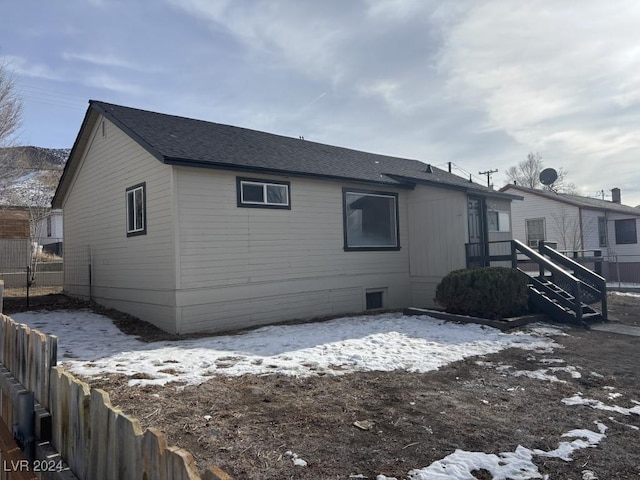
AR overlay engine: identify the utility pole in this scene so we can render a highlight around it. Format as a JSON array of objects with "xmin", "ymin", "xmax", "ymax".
[{"xmin": 478, "ymin": 169, "xmax": 498, "ymax": 188}]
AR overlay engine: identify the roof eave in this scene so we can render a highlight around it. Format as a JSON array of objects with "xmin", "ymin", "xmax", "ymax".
[
  {"xmin": 51, "ymin": 106, "xmax": 98, "ymax": 209},
  {"xmin": 52, "ymin": 101, "xmax": 168, "ymax": 209},
  {"xmin": 501, "ymin": 185, "xmax": 640, "ymax": 215},
  {"xmin": 164, "ymin": 157, "xmax": 416, "ymax": 189},
  {"xmin": 387, "ymin": 174, "xmax": 521, "ymax": 200}
]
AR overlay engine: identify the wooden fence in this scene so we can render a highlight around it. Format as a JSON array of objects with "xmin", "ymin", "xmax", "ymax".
[{"xmin": 0, "ymin": 314, "xmax": 232, "ymax": 480}]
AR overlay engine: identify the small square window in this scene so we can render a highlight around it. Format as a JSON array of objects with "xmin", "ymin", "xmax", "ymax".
[
  {"xmin": 615, "ymin": 218, "xmax": 637, "ymax": 245},
  {"xmin": 488, "ymin": 211, "xmax": 510, "ymax": 232},
  {"xmin": 237, "ymin": 177, "xmax": 290, "ymax": 209}
]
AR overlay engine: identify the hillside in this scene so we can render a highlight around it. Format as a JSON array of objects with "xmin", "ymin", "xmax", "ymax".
[{"xmin": 0, "ymin": 146, "xmax": 70, "ymax": 206}]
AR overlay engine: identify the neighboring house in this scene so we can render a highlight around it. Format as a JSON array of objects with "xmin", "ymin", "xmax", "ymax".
[
  {"xmin": 35, "ymin": 209, "xmax": 63, "ymax": 255},
  {"xmin": 500, "ymin": 184, "xmax": 640, "ymax": 282},
  {"xmin": 0, "ymin": 207, "xmax": 30, "ymax": 275},
  {"xmin": 52, "ymin": 100, "xmax": 520, "ymax": 334},
  {"xmin": 0, "ymin": 207, "xmax": 30, "ymax": 240}
]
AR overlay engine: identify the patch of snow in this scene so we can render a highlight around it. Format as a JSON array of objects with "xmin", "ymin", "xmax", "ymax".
[
  {"xmin": 397, "ymin": 422, "xmax": 606, "ymax": 480},
  {"xmin": 562, "ymin": 394, "xmax": 640, "ymax": 416},
  {"xmin": 607, "ymin": 416, "xmax": 640, "ymax": 430},
  {"xmin": 610, "ymin": 291, "xmax": 640, "ymax": 298},
  {"xmin": 496, "ymin": 365, "xmax": 580, "ymax": 383},
  {"xmin": 539, "ymin": 358, "xmax": 565, "ymax": 364},
  {"xmin": 284, "ymin": 450, "xmax": 307, "ymax": 467},
  {"xmin": 525, "ymin": 324, "xmax": 569, "ymax": 337},
  {"xmin": 12, "ymin": 310, "xmax": 558, "ymax": 387}
]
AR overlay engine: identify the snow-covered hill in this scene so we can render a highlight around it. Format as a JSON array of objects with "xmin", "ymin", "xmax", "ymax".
[{"xmin": 0, "ymin": 146, "xmax": 69, "ymax": 206}]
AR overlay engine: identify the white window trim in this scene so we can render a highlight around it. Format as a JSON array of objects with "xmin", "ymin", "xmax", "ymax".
[
  {"xmin": 488, "ymin": 210, "xmax": 511, "ymax": 233},
  {"xmin": 239, "ymin": 180, "xmax": 290, "ymax": 207},
  {"xmin": 126, "ymin": 183, "xmax": 146, "ymax": 236},
  {"xmin": 525, "ymin": 218, "xmax": 545, "ymax": 248}
]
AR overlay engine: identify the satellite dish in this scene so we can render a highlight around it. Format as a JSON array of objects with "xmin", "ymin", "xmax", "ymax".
[{"xmin": 539, "ymin": 168, "xmax": 558, "ymax": 186}]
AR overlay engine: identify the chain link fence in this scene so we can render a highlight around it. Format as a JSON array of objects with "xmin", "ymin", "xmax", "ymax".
[{"xmin": 0, "ymin": 238, "xmax": 64, "ymax": 307}]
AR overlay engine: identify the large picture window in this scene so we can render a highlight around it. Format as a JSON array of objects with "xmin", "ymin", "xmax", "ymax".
[
  {"xmin": 126, "ymin": 183, "xmax": 146, "ymax": 236},
  {"xmin": 343, "ymin": 189, "xmax": 399, "ymax": 250},
  {"xmin": 615, "ymin": 218, "xmax": 637, "ymax": 245},
  {"xmin": 237, "ymin": 177, "xmax": 290, "ymax": 209}
]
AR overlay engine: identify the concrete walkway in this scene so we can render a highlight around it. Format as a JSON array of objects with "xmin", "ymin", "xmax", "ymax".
[{"xmin": 591, "ymin": 323, "xmax": 640, "ymax": 337}]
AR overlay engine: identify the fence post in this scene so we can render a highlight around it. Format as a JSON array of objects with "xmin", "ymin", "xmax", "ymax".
[
  {"xmin": 593, "ymin": 250, "xmax": 602, "ymax": 276},
  {"xmin": 26, "ymin": 265, "xmax": 30, "ymax": 308}
]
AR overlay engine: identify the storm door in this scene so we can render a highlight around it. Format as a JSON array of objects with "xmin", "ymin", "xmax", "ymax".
[{"xmin": 467, "ymin": 196, "xmax": 488, "ymax": 267}]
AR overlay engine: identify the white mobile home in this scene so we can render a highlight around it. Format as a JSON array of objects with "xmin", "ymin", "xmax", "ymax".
[{"xmin": 52, "ymin": 101, "xmax": 520, "ymax": 333}]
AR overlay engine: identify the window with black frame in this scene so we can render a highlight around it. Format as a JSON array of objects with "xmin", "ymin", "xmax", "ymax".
[
  {"xmin": 343, "ymin": 189, "xmax": 399, "ymax": 250},
  {"xmin": 615, "ymin": 218, "xmax": 637, "ymax": 244},
  {"xmin": 236, "ymin": 177, "xmax": 290, "ymax": 209}
]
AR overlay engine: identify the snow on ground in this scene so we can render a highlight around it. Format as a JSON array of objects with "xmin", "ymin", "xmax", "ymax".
[
  {"xmin": 610, "ymin": 290, "xmax": 640, "ymax": 298},
  {"xmin": 562, "ymin": 393, "xmax": 640, "ymax": 416},
  {"xmin": 377, "ymin": 422, "xmax": 607, "ymax": 480},
  {"xmin": 12, "ymin": 309, "xmax": 637, "ymax": 480},
  {"xmin": 12, "ymin": 310, "xmax": 556, "ymax": 386}
]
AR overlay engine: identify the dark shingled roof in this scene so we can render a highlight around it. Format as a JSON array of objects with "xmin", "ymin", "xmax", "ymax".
[
  {"xmin": 53, "ymin": 100, "xmax": 520, "ymax": 207},
  {"xmin": 500, "ymin": 184, "xmax": 640, "ymax": 216}
]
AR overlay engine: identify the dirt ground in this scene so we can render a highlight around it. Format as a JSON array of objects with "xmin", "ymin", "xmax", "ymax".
[{"xmin": 41, "ymin": 292, "xmax": 632, "ymax": 480}]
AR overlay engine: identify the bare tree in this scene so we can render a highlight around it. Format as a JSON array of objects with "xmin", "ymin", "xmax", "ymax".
[
  {"xmin": 505, "ymin": 152, "xmax": 576, "ymax": 193},
  {"xmin": 550, "ymin": 205, "xmax": 582, "ymax": 251},
  {"xmin": 0, "ymin": 60, "xmax": 22, "ymax": 147}
]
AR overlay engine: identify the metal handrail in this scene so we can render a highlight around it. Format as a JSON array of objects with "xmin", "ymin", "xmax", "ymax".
[
  {"xmin": 539, "ymin": 241, "xmax": 606, "ymax": 287},
  {"xmin": 538, "ymin": 240, "xmax": 607, "ymax": 321},
  {"xmin": 511, "ymin": 239, "xmax": 584, "ymax": 323}
]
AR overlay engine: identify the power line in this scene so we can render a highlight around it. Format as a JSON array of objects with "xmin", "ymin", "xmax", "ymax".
[
  {"xmin": 478, "ymin": 169, "xmax": 498, "ymax": 188},
  {"xmin": 450, "ymin": 163, "xmax": 485, "ymax": 185}
]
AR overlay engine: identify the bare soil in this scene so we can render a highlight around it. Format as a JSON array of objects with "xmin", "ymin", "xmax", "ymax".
[{"xmin": 70, "ymin": 292, "xmax": 640, "ymax": 480}]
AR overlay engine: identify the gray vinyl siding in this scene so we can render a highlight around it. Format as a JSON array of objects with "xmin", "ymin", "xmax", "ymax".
[
  {"xmin": 407, "ymin": 185, "xmax": 467, "ymax": 307},
  {"xmin": 61, "ymin": 117, "xmax": 178, "ymax": 332},
  {"xmin": 174, "ymin": 167, "xmax": 411, "ymax": 333},
  {"xmin": 581, "ymin": 209, "xmax": 604, "ymax": 251}
]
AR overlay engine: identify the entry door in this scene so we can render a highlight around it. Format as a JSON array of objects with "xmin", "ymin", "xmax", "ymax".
[{"xmin": 467, "ymin": 196, "xmax": 487, "ymax": 267}]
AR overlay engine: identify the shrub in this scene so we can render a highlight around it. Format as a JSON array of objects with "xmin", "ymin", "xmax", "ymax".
[{"xmin": 435, "ymin": 267, "xmax": 529, "ymax": 319}]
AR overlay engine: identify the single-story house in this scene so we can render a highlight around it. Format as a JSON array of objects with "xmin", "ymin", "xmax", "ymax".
[
  {"xmin": 52, "ymin": 100, "xmax": 521, "ymax": 334},
  {"xmin": 500, "ymin": 184, "xmax": 640, "ymax": 282},
  {"xmin": 0, "ymin": 207, "xmax": 30, "ymax": 279}
]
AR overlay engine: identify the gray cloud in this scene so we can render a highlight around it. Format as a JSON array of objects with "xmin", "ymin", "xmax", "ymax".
[{"xmin": 2, "ymin": 0, "xmax": 640, "ymax": 204}]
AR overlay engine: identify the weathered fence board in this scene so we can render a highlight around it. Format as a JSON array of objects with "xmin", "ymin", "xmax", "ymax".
[
  {"xmin": 49, "ymin": 367, "xmax": 208, "ymax": 479},
  {"xmin": 0, "ymin": 314, "xmax": 232, "ymax": 480},
  {"xmin": 0, "ymin": 315, "xmax": 56, "ymax": 410}
]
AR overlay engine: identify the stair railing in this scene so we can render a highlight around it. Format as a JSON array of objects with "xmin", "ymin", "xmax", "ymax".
[
  {"xmin": 511, "ymin": 239, "xmax": 586, "ymax": 323},
  {"xmin": 538, "ymin": 241, "xmax": 607, "ymax": 321}
]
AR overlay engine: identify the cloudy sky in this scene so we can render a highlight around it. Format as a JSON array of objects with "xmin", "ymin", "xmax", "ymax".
[{"xmin": 2, "ymin": 0, "xmax": 640, "ymax": 206}]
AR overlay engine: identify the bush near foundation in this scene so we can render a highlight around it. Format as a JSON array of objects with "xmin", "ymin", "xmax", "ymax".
[{"xmin": 435, "ymin": 267, "xmax": 529, "ymax": 319}]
